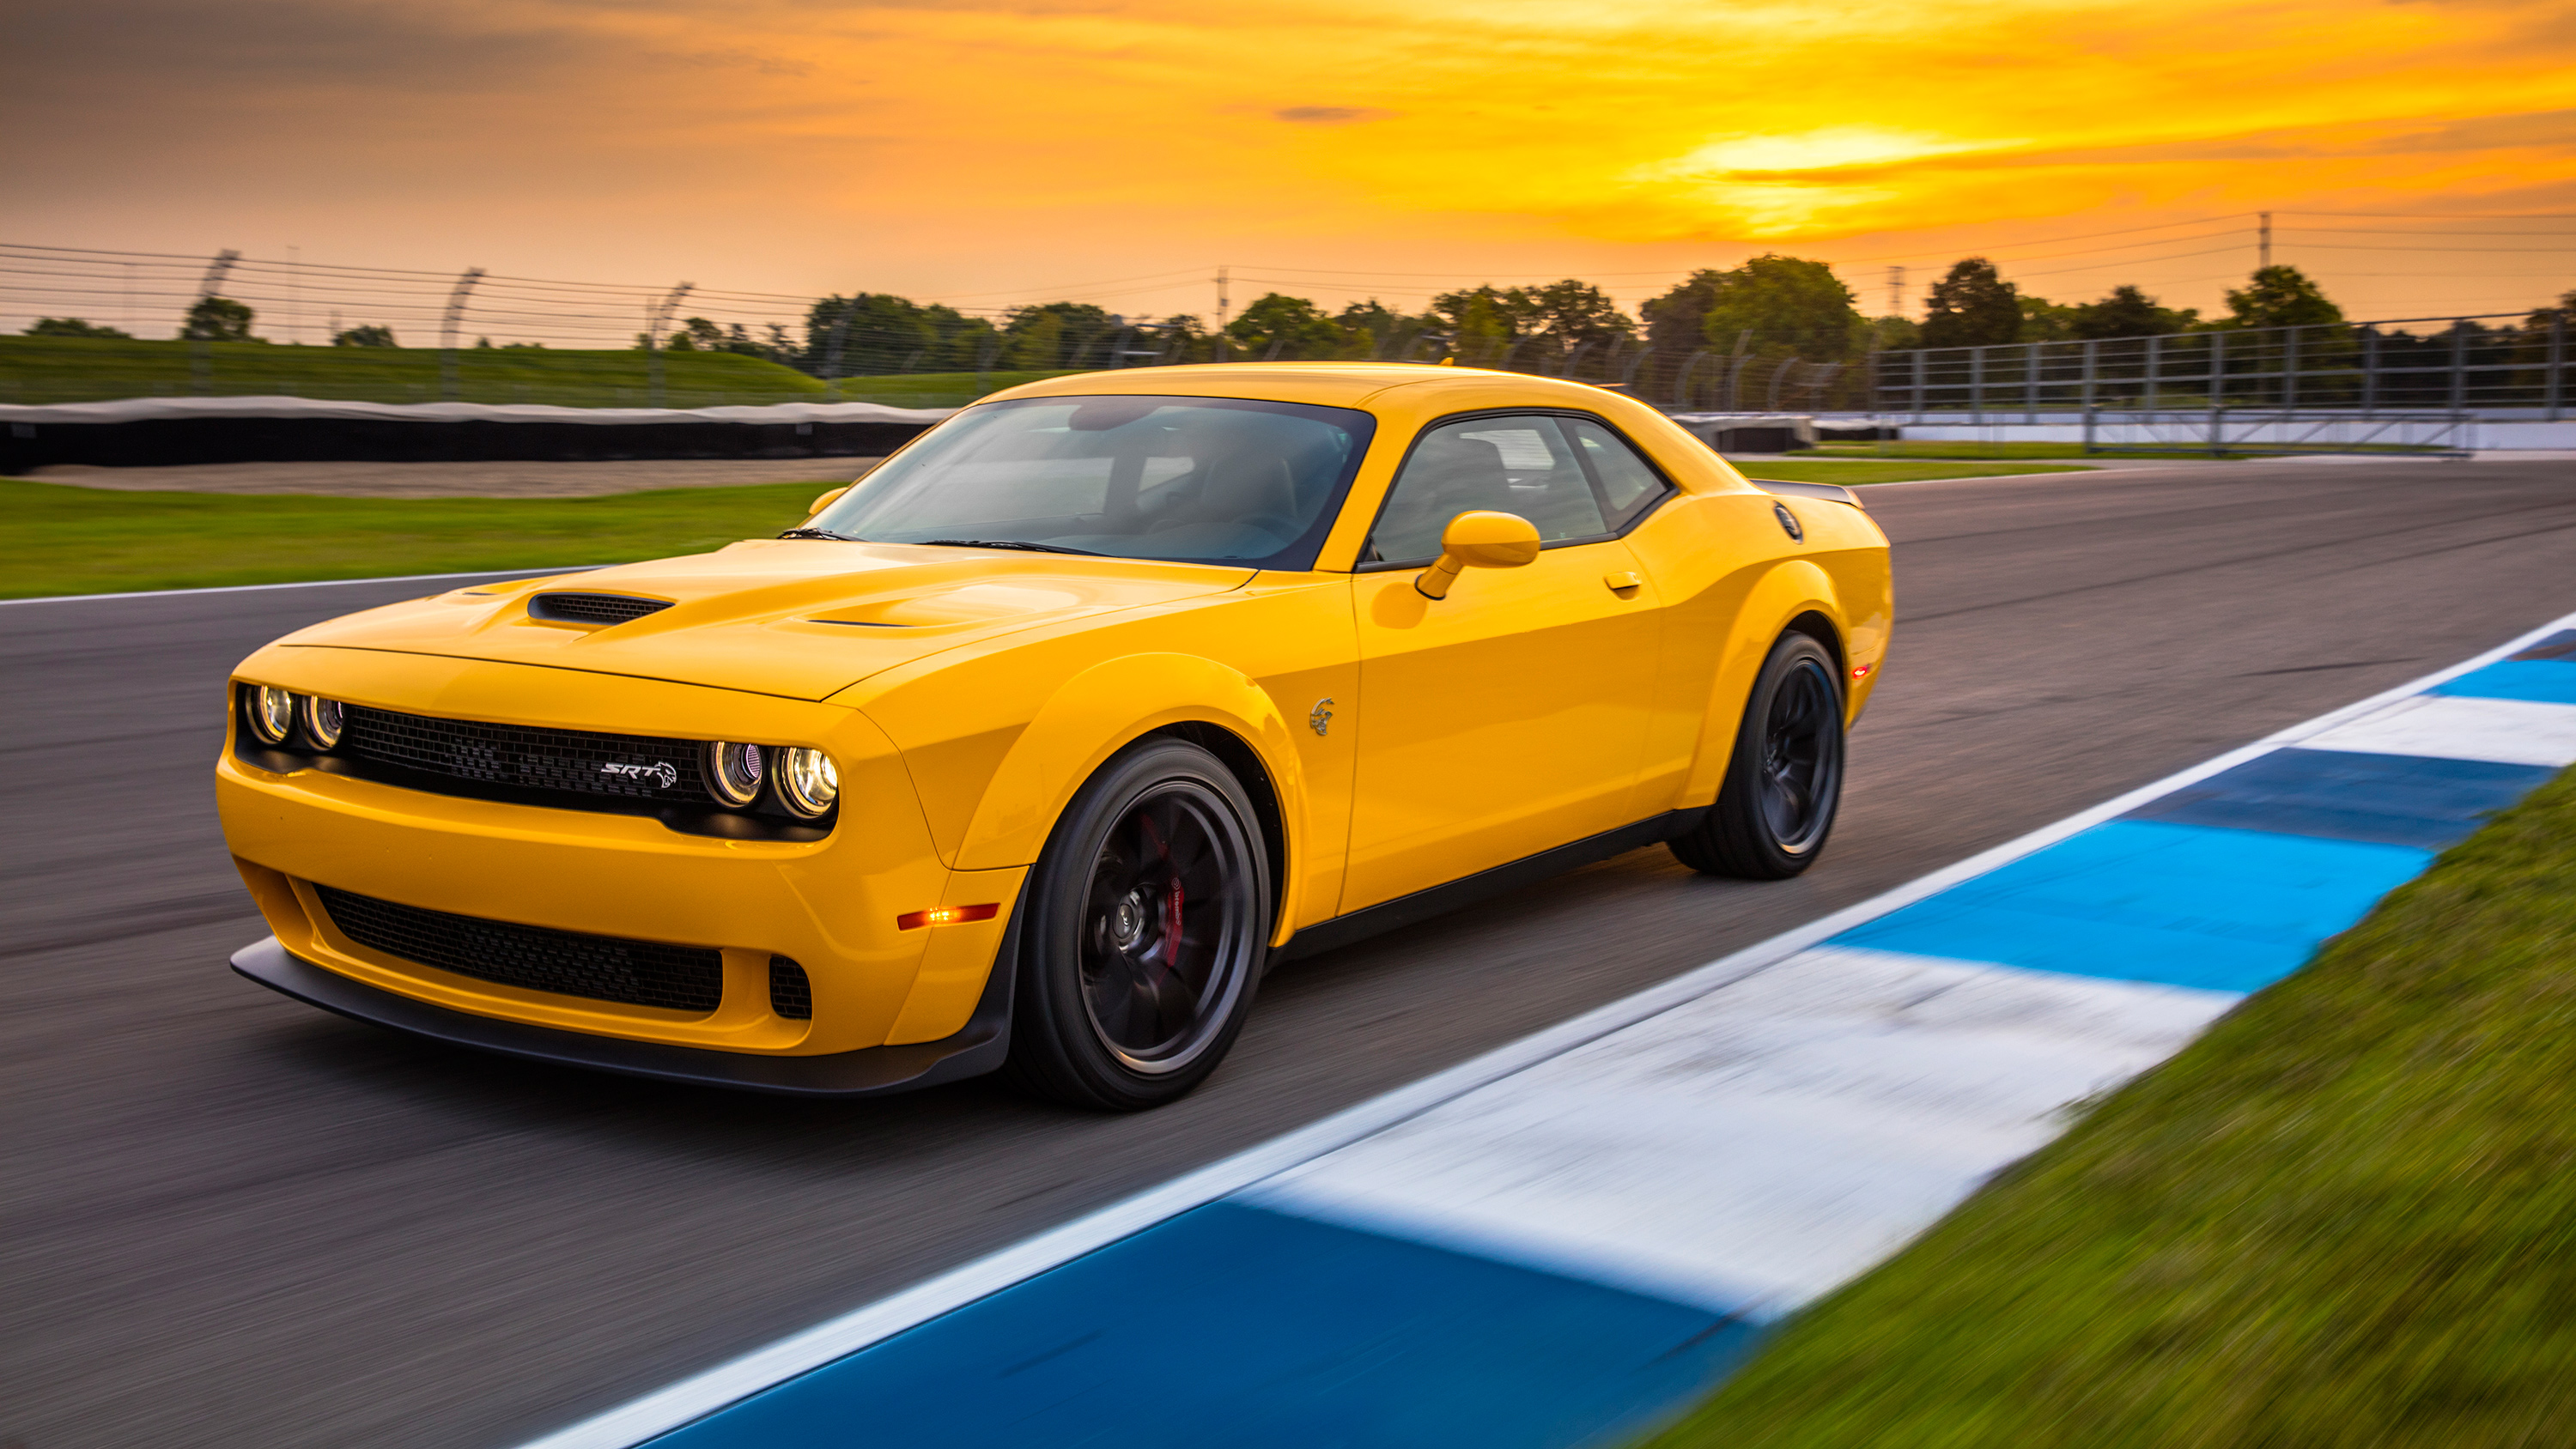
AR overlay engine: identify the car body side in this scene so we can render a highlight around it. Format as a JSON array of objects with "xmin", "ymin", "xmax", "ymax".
[{"xmin": 216, "ymin": 364, "xmax": 1890, "ymax": 1071}]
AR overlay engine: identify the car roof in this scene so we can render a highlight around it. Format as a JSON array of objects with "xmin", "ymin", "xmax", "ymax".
[{"xmin": 984, "ymin": 362, "xmax": 1634, "ymax": 413}]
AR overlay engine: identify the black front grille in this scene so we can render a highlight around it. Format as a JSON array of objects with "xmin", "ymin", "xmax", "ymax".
[
  {"xmin": 528, "ymin": 592, "xmax": 674, "ymax": 626},
  {"xmin": 341, "ymin": 705, "xmax": 714, "ymax": 804},
  {"xmin": 315, "ymin": 885, "xmax": 725, "ymax": 1012},
  {"xmin": 769, "ymin": 956, "xmax": 813, "ymax": 1020}
]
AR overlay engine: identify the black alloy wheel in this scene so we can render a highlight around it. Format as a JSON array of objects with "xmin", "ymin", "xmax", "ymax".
[
  {"xmin": 1671, "ymin": 631, "xmax": 1847, "ymax": 879},
  {"xmin": 1004, "ymin": 737, "xmax": 1269, "ymax": 1110}
]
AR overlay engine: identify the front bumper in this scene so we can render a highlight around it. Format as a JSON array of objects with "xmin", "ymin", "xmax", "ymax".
[
  {"xmin": 220, "ymin": 646, "xmax": 1022, "ymax": 1059},
  {"xmin": 233, "ymin": 935, "xmax": 1012, "ymax": 1096}
]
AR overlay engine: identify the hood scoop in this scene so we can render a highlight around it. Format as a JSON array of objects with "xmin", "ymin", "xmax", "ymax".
[{"xmin": 528, "ymin": 592, "xmax": 676, "ymax": 627}]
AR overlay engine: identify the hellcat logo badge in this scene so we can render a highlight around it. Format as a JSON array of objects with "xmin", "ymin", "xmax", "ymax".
[
  {"xmin": 601, "ymin": 761, "xmax": 679, "ymax": 788},
  {"xmin": 1309, "ymin": 698, "xmax": 1334, "ymax": 737}
]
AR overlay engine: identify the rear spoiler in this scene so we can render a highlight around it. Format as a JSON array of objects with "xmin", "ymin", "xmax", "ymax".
[{"xmin": 1748, "ymin": 477, "xmax": 1864, "ymax": 508}]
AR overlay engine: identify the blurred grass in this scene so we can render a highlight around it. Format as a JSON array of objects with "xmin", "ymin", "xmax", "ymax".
[
  {"xmin": 1810, "ymin": 440, "xmax": 2451, "ymax": 460},
  {"xmin": 0, "ymin": 477, "xmax": 835, "ymax": 597},
  {"xmin": 1732, "ymin": 460, "xmax": 2095, "ymax": 485},
  {"xmin": 0, "ymin": 336, "xmax": 1070, "ymax": 408},
  {"xmin": 1646, "ymin": 763, "xmax": 2576, "ymax": 1449},
  {"xmin": 1811, "ymin": 441, "xmax": 2119, "ymax": 460},
  {"xmin": 1, "ymin": 457, "xmax": 2103, "ymax": 597}
]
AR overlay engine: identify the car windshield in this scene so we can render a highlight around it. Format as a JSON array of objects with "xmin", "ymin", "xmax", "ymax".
[{"xmin": 811, "ymin": 395, "xmax": 1375, "ymax": 570}]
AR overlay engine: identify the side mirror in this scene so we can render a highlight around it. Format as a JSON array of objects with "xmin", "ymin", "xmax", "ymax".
[
  {"xmin": 806, "ymin": 485, "xmax": 852, "ymax": 518},
  {"xmin": 1415, "ymin": 511, "xmax": 1542, "ymax": 600}
]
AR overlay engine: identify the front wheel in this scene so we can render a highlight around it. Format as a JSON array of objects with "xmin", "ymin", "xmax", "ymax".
[
  {"xmin": 1670, "ymin": 632, "xmax": 1846, "ymax": 879},
  {"xmin": 1002, "ymin": 737, "xmax": 1271, "ymax": 1111}
]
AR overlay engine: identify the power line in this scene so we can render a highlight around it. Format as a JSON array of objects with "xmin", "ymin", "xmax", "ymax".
[
  {"xmin": 1821, "ymin": 214, "xmax": 2257, "ymax": 265},
  {"xmin": 2281, "ymin": 209, "xmax": 2576, "ymax": 220}
]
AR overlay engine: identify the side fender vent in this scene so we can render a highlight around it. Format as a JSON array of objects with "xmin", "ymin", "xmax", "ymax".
[{"xmin": 529, "ymin": 592, "xmax": 676, "ymax": 627}]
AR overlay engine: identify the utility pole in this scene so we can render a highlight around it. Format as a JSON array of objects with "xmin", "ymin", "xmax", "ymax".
[
  {"xmin": 823, "ymin": 299, "xmax": 854, "ymax": 393},
  {"xmin": 288, "ymin": 245, "xmax": 301, "ymax": 344},
  {"xmin": 1214, "ymin": 264, "xmax": 1230, "ymax": 350},
  {"xmin": 2258, "ymin": 212, "xmax": 2272, "ymax": 270},
  {"xmin": 1886, "ymin": 264, "xmax": 1905, "ymax": 318}
]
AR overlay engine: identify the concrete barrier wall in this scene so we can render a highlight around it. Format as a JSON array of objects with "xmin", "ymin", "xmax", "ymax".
[{"xmin": 0, "ymin": 397, "xmax": 957, "ymax": 472}]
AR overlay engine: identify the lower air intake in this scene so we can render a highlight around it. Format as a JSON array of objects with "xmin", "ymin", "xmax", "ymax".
[
  {"xmin": 769, "ymin": 956, "xmax": 813, "ymax": 1020},
  {"xmin": 314, "ymin": 885, "xmax": 724, "ymax": 1013},
  {"xmin": 528, "ymin": 592, "xmax": 675, "ymax": 627}
]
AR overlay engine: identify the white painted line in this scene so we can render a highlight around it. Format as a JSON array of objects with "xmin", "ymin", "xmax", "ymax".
[
  {"xmin": 1251, "ymin": 949, "xmax": 2240, "ymax": 1318},
  {"xmin": 0, "ymin": 566, "xmax": 600, "ymax": 608},
  {"xmin": 517, "ymin": 603, "xmax": 2576, "ymax": 1449},
  {"xmin": 2300, "ymin": 694, "xmax": 2576, "ymax": 768}
]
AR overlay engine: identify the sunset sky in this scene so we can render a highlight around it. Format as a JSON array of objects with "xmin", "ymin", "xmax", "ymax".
[{"xmin": 11, "ymin": 0, "xmax": 2573, "ymax": 335}]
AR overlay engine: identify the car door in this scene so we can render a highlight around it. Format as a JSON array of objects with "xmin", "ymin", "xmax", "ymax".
[{"xmin": 1341, "ymin": 411, "xmax": 1662, "ymax": 912}]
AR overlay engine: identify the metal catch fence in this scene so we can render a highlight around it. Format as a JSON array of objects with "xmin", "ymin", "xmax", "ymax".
[{"xmin": 1874, "ymin": 312, "xmax": 2569, "ymax": 421}]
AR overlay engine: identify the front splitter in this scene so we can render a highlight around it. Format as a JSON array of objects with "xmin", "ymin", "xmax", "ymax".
[{"xmin": 229, "ymin": 936, "xmax": 1010, "ymax": 1097}]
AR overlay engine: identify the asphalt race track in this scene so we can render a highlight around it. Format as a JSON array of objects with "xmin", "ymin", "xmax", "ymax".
[{"xmin": 8, "ymin": 458, "xmax": 2574, "ymax": 1449}]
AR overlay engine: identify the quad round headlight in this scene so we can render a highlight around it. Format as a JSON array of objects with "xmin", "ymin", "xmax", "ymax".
[
  {"xmin": 299, "ymin": 694, "xmax": 345, "ymax": 749},
  {"xmin": 247, "ymin": 685, "xmax": 298, "ymax": 746},
  {"xmin": 778, "ymin": 747, "xmax": 839, "ymax": 817},
  {"xmin": 704, "ymin": 741, "xmax": 767, "ymax": 807}
]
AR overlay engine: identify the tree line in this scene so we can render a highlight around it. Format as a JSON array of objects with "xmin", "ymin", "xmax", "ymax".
[
  {"xmin": 710, "ymin": 258, "xmax": 2437, "ymax": 379},
  {"xmin": 24, "ymin": 265, "xmax": 2574, "ymax": 391}
]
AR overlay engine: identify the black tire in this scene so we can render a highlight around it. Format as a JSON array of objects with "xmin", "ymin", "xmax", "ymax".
[
  {"xmin": 1000, "ymin": 737, "xmax": 1271, "ymax": 1111},
  {"xmin": 1670, "ymin": 632, "xmax": 1846, "ymax": 879}
]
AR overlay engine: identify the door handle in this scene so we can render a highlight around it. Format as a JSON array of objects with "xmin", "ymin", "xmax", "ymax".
[{"xmin": 1603, "ymin": 571, "xmax": 1643, "ymax": 597}]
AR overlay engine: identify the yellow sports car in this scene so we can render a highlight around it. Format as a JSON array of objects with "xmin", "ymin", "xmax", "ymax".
[{"xmin": 219, "ymin": 364, "xmax": 1892, "ymax": 1109}]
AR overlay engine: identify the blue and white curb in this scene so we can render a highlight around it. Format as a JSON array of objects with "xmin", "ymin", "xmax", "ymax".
[{"xmin": 527, "ymin": 614, "xmax": 2576, "ymax": 1449}]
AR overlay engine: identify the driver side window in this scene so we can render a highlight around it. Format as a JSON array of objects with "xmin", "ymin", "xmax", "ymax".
[{"xmin": 1365, "ymin": 415, "xmax": 1608, "ymax": 565}]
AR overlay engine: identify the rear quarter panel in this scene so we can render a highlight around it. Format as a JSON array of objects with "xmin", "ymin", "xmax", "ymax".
[{"xmin": 1617, "ymin": 458, "xmax": 1892, "ymax": 817}]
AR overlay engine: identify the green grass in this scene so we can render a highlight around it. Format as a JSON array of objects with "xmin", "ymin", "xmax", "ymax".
[
  {"xmin": 1732, "ymin": 459, "xmax": 2096, "ymax": 485},
  {"xmin": 0, "ymin": 336, "xmax": 1075, "ymax": 409},
  {"xmin": 0, "ymin": 455, "xmax": 2099, "ymax": 597},
  {"xmin": 1646, "ymin": 763, "xmax": 2576, "ymax": 1449},
  {"xmin": 0, "ymin": 476, "xmax": 845, "ymax": 597},
  {"xmin": 1812, "ymin": 441, "xmax": 2169, "ymax": 461},
  {"xmin": 1808, "ymin": 440, "xmax": 2457, "ymax": 461}
]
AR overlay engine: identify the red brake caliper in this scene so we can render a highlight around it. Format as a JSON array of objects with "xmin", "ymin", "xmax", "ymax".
[{"xmin": 1137, "ymin": 814, "xmax": 1183, "ymax": 972}]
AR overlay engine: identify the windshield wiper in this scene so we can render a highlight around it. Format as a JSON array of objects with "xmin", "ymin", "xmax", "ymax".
[
  {"xmin": 918, "ymin": 538, "xmax": 1102, "ymax": 555},
  {"xmin": 776, "ymin": 526, "xmax": 860, "ymax": 541}
]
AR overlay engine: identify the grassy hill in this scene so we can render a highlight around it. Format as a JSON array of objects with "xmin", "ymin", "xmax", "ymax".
[{"xmin": 0, "ymin": 336, "xmax": 1072, "ymax": 409}]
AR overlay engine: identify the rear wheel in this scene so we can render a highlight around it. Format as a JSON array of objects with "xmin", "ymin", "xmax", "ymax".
[
  {"xmin": 1002, "ymin": 738, "xmax": 1270, "ymax": 1111},
  {"xmin": 1671, "ymin": 632, "xmax": 1846, "ymax": 879}
]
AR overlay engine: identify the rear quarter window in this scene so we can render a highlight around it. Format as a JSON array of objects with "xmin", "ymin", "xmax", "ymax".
[{"xmin": 1564, "ymin": 416, "xmax": 1672, "ymax": 528}]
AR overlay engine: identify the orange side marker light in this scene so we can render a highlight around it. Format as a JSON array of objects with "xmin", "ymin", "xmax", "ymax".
[
  {"xmin": 896, "ymin": 902, "xmax": 1001, "ymax": 931},
  {"xmin": 1852, "ymin": 664, "xmax": 1874, "ymax": 679}
]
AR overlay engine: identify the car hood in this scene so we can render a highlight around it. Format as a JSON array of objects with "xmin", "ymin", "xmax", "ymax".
[{"xmin": 274, "ymin": 540, "xmax": 1255, "ymax": 700}]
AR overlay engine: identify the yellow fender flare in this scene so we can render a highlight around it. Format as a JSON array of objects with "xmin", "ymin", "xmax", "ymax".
[
  {"xmin": 1680, "ymin": 561, "xmax": 1847, "ymax": 808},
  {"xmin": 953, "ymin": 652, "xmax": 1312, "ymax": 935}
]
